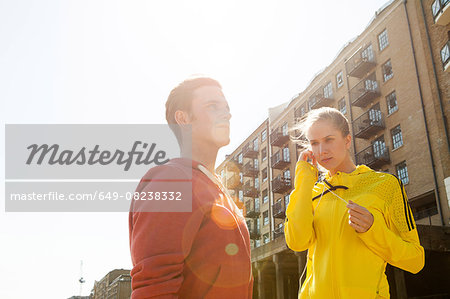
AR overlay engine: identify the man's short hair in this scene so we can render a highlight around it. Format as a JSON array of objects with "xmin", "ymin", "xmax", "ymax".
[{"xmin": 165, "ymin": 76, "xmax": 222, "ymax": 145}]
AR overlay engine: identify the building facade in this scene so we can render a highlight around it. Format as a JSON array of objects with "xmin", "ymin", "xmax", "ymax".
[
  {"xmin": 90, "ymin": 269, "xmax": 131, "ymax": 299},
  {"xmin": 216, "ymin": 0, "xmax": 450, "ymax": 298}
]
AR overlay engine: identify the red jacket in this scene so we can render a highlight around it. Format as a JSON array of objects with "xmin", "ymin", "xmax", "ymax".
[{"xmin": 129, "ymin": 158, "xmax": 253, "ymax": 298}]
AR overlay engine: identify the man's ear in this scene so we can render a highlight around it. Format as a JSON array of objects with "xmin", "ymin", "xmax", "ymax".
[{"xmin": 174, "ymin": 110, "xmax": 190, "ymax": 125}]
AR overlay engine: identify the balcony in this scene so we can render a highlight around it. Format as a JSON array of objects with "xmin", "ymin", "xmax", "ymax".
[
  {"xmin": 243, "ymin": 162, "xmax": 259, "ymax": 177},
  {"xmin": 308, "ymin": 86, "xmax": 334, "ymax": 110},
  {"xmin": 433, "ymin": 0, "xmax": 450, "ymax": 26},
  {"xmin": 271, "ymin": 150, "xmax": 290, "ymax": 170},
  {"xmin": 272, "ymin": 200, "xmax": 286, "ymax": 219},
  {"xmin": 356, "ymin": 144, "xmax": 390, "ymax": 169},
  {"xmin": 273, "ymin": 225, "xmax": 284, "ymax": 239},
  {"xmin": 345, "ymin": 45, "xmax": 377, "ymax": 78},
  {"xmin": 349, "ymin": 73, "xmax": 380, "ymax": 107},
  {"xmin": 352, "ymin": 109, "xmax": 385, "ymax": 139},
  {"xmin": 243, "ymin": 182, "xmax": 259, "ymax": 198},
  {"xmin": 272, "ymin": 175, "xmax": 292, "ymax": 194},
  {"xmin": 270, "ymin": 129, "xmax": 290, "ymax": 147},
  {"xmin": 242, "ymin": 143, "xmax": 258, "ymax": 158},
  {"xmin": 249, "ymin": 225, "xmax": 261, "ymax": 240},
  {"xmin": 227, "ymin": 174, "xmax": 242, "ymax": 189},
  {"xmin": 245, "ymin": 201, "xmax": 260, "ymax": 218}
]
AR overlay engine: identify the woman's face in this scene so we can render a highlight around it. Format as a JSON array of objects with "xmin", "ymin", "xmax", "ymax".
[{"xmin": 306, "ymin": 120, "xmax": 352, "ymax": 173}]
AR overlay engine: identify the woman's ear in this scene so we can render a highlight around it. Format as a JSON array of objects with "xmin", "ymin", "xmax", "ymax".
[
  {"xmin": 345, "ymin": 134, "xmax": 352, "ymax": 149},
  {"xmin": 174, "ymin": 110, "xmax": 190, "ymax": 125}
]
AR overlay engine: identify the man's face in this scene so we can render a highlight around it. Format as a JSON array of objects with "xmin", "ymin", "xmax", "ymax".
[{"xmin": 189, "ymin": 85, "xmax": 231, "ymax": 149}]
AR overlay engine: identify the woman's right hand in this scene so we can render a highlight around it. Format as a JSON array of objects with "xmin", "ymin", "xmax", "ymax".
[{"xmin": 298, "ymin": 150, "xmax": 318, "ymax": 169}]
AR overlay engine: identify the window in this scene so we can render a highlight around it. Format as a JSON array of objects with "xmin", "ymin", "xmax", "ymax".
[
  {"xmin": 391, "ymin": 125, "xmax": 403, "ymax": 149},
  {"xmin": 378, "ymin": 29, "xmax": 389, "ymax": 51},
  {"xmin": 256, "ymin": 218, "xmax": 261, "ymax": 230},
  {"xmin": 239, "ymin": 190, "xmax": 244, "ymax": 202},
  {"xmin": 383, "ymin": 60, "xmax": 393, "ymax": 82},
  {"xmin": 372, "ymin": 136, "xmax": 386, "ymax": 159},
  {"xmin": 323, "ymin": 81, "xmax": 333, "ymax": 99},
  {"xmin": 369, "ymin": 104, "xmax": 382, "ymax": 124},
  {"xmin": 396, "ymin": 161, "xmax": 409, "ymax": 185},
  {"xmin": 220, "ymin": 169, "xmax": 225, "ymax": 180},
  {"xmin": 253, "ymin": 137, "xmax": 259, "ymax": 151},
  {"xmin": 263, "ymin": 211, "xmax": 269, "ymax": 226},
  {"xmin": 432, "ymin": 0, "xmax": 441, "ymax": 17},
  {"xmin": 261, "ymin": 129, "xmax": 267, "ymax": 142},
  {"xmin": 441, "ymin": 41, "xmax": 450, "ymax": 69},
  {"xmin": 283, "ymin": 169, "xmax": 291, "ymax": 179},
  {"xmin": 262, "ymin": 189, "xmax": 268, "ymax": 204},
  {"xmin": 239, "ymin": 172, "xmax": 243, "ymax": 183},
  {"xmin": 282, "ymin": 123, "xmax": 288, "ymax": 136},
  {"xmin": 283, "ymin": 147, "xmax": 290, "ymax": 162},
  {"xmin": 254, "ymin": 158, "xmax": 259, "ymax": 169},
  {"xmin": 386, "ymin": 91, "xmax": 398, "ymax": 115},
  {"xmin": 338, "ymin": 98, "xmax": 346, "ymax": 114},
  {"xmin": 262, "ymin": 167, "xmax": 268, "ymax": 182},
  {"xmin": 255, "ymin": 239, "xmax": 261, "ymax": 247},
  {"xmin": 263, "ymin": 233, "xmax": 270, "ymax": 244},
  {"xmin": 295, "ymin": 104, "xmax": 307, "ymax": 119},
  {"xmin": 284, "ymin": 194, "xmax": 290, "ymax": 207},
  {"xmin": 238, "ymin": 153, "xmax": 243, "ymax": 164},
  {"xmin": 255, "ymin": 177, "xmax": 259, "ymax": 189},
  {"xmin": 362, "ymin": 44, "xmax": 374, "ymax": 61},
  {"xmin": 336, "ymin": 71, "xmax": 344, "ymax": 88},
  {"xmin": 262, "ymin": 147, "xmax": 267, "ymax": 161},
  {"xmin": 254, "ymin": 197, "xmax": 260, "ymax": 211}
]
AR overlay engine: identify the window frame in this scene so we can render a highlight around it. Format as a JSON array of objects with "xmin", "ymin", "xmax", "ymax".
[
  {"xmin": 386, "ymin": 91, "xmax": 398, "ymax": 115},
  {"xmin": 378, "ymin": 29, "xmax": 389, "ymax": 51},
  {"xmin": 336, "ymin": 71, "xmax": 344, "ymax": 89},
  {"xmin": 396, "ymin": 161, "xmax": 409, "ymax": 185},
  {"xmin": 391, "ymin": 124, "xmax": 404, "ymax": 150},
  {"xmin": 382, "ymin": 59, "xmax": 394, "ymax": 82}
]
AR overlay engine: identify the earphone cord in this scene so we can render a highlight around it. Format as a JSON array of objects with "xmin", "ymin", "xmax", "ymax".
[{"xmin": 300, "ymin": 183, "xmax": 348, "ymax": 283}]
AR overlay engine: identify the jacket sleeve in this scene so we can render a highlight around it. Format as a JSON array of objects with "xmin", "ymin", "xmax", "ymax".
[
  {"xmin": 129, "ymin": 167, "xmax": 204, "ymax": 298},
  {"xmin": 356, "ymin": 177, "xmax": 425, "ymax": 274},
  {"xmin": 284, "ymin": 160, "xmax": 319, "ymax": 252}
]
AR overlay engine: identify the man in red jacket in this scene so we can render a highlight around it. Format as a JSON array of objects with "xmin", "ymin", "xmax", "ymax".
[{"xmin": 129, "ymin": 76, "xmax": 253, "ymax": 298}]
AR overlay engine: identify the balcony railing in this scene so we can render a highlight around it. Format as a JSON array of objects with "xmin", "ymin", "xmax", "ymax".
[
  {"xmin": 273, "ymin": 225, "xmax": 284, "ymax": 239},
  {"xmin": 345, "ymin": 45, "xmax": 377, "ymax": 78},
  {"xmin": 245, "ymin": 201, "xmax": 260, "ymax": 218},
  {"xmin": 349, "ymin": 72, "xmax": 380, "ymax": 107},
  {"xmin": 432, "ymin": 0, "xmax": 450, "ymax": 26},
  {"xmin": 356, "ymin": 144, "xmax": 390, "ymax": 169},
  {"xmin": 413, "ymin": 205, "xmax": 439, "ymax": 220},
  {"xmin": 243, "ymin": 162, "xmax": 259, "ymax": 177},
  {"xmin": 270, "ymin": 130, "xmax": 290, "ymax": 147},
  {"xmin": 272, "ymin": 200, "xmax": 286, "ymax": 219},
  {"xmin": 243, "ymin": 182, "xmax": 259, "ymax": 198},
  {"xmin": 308, "ymin": 86, "xmax": 334, "ymax": 110},
  {"xmin": 352, "ymin": 109, "xmax": 385, "ymax": 139},
  {"xmin": 272, "ymin": 175, "xmax": 292, "ymax": 194},
  {"xmin": 242, "ymin": 143, "xmax": 258, "ymax": 158},
  {"xmin": 227, "ymin": 174, "xmax": 242, "ymax": 189},
  {"xmin": 249, "ymin": 225, "xmax": 261, "ymax": 239},
  {"xmin": 271, "ymin": 150, "xmax": 290, "ymax": 170}
]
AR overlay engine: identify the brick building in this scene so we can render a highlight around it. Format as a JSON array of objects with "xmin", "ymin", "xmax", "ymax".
[
  {"xmin": 90, "ymin": 269, "xmax": 131, "ymax": 299},
  {"xmin": 216, "ymin": 0, "xmax": 450, "ymax": 298}
]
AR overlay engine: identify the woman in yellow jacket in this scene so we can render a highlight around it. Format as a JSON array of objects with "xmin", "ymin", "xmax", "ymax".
[{"xmin": 284, "ymin": 107, "xmax": 424, "ymax": 298}]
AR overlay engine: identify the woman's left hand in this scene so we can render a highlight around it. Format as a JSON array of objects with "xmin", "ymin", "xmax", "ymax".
[{"xmin": 346, "ymin": 200, "xmax": 374, "ymax": 233}]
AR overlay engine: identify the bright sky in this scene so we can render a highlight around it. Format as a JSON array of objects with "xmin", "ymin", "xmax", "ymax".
[{"xmin": 1, "ymin": 0, "xmax": 389, "ymax": 298}]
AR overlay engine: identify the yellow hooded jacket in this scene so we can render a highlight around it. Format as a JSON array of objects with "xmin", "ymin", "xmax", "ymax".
[{"xmin": 284, "ymin": 161, "xmax": 425, "ymax": 298}]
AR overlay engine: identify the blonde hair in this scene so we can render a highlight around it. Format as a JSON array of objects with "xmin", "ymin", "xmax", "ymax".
[{"xmin": 292, "ymin": 107, "xmax": 350, "ymax": 148}]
